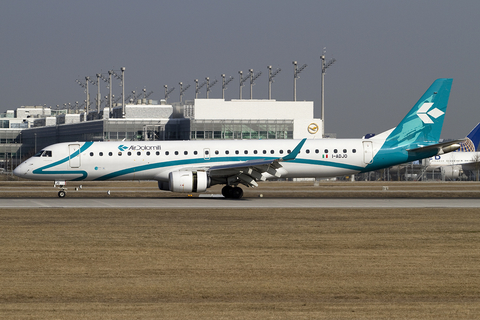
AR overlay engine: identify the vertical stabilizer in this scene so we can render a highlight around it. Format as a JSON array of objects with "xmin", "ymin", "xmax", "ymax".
[
  {"xmin": 382, "ymin": 78, "xmax": 453, "ymax": 150},
  {"xmin": 458, "ymin": 123, "xmax": 480, "ymax": 152}
]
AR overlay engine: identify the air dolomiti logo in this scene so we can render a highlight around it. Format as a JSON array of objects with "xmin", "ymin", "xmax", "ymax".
[
  {"xmin": 416, "ymin": 102, "xmax": 444, "ymax": 124},
  {"xmin": 118, "ymin": 144, "xmax": 161, "ymax": 151}
]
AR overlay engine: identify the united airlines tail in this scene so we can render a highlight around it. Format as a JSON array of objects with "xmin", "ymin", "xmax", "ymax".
[
  {"xmin": 457, "ymin": 122, "xmax": 480, "ymax": 152},
  {"xmin": 363, "ymin": 78, "xmax": 454, "ymax": 171}
]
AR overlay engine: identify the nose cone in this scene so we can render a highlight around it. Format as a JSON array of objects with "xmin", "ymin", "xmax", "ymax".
[{"xmin": 13, "ymin": 162, "xmax": 28, "ymax": 177}]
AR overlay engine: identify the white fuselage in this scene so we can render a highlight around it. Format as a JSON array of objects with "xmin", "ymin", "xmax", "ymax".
[
  {"xmin": 427, "ymin": 152, "xmax": 480, "ymax": 169},
  {"xmin": 14, "ymin": 139, "xmax": 379, "ymax": 182}
]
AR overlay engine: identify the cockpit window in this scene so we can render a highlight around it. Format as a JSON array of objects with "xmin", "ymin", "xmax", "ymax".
[{"xmin": 34, "ymin": 150, "xmax": 52, "ymax": 157}]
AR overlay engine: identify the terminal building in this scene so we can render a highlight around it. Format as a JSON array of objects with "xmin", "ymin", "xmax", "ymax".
[{"xmin": 0, "ymin": 99, "xmax": 324, "ymax": 172}]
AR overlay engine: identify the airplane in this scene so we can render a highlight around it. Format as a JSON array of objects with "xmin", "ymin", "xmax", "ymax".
[
  {"xmin": 425, "ymin": 122, "xmax": 480, "ymax": 179},
  {"xmin": 14, "ymin": 78, "xmax": 461, "ymax": 198}
]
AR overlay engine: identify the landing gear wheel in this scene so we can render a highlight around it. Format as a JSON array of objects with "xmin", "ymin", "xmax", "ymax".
[
  {"xmin": 221, "ymin": 186, "xmax": 243, "ymax": 199},
  {"xmin": 58, "ymin": 190, "xmax": 66, "ymax": 198},
  {"xmin": 222, "ymin": 186, "xmax": 233, "ymax": 198},
  {"xmin": 231, "ymin": 187, "xmax": 243, "ymax": 199}
]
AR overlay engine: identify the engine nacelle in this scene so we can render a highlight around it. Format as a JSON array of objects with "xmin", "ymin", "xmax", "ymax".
[
  {"xmin": 441, "ymin": 165, "xmax": 462, "ymax": 180},
  {"xmin": 168, "ymin": 171, "xmax": 209, "ymax": 193}
]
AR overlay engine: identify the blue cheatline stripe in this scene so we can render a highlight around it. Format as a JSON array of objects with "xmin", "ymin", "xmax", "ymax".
[
  {"xmin": 94, "ymin": 156, "xmax": 365, "ymax": 180},
  {"xmin": 32, "ymin": 142, "xmax": 93, "ymax": 180}
]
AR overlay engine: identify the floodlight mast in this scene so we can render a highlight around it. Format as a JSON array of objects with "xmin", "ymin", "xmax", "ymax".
[
  {"xmin": 293, "ymin": 61, "xmax": 307, "ymax": 101},
  {"xmin": 164, "ymin": 85, "xmax": 175, "ymax": 103},
  {"xmin": 249, "ymin": 69, "xmax": 262, "ymax": 99},
  {"xmin": 205, "ymin": 77, "xmax": 218, "ymax": 99},
  {"xmin": 267, "ymin": 66, "xmax": 281, "ymax": 100},
  {"xmin": 121, "ymin": 67, "xmax": 125, "ymax": 118},
  {"xmin": 320, "ymin": 48, "xmax": 336, "ymax": 137},
  {"xmin": 75, "ymin": 78, "xmax": 88, "ymax": 116},
  {"xmin": 195, "ymin": 79, "xmax": 207, "ymax": 99},
  {"xmin": 100, "ymin": 72, "xmax": 113, "ymax": 114},
  {"xmin": 85, "ymin": 77, "xmax": 90, "ymax": 118},
  {"xmin": 238, "ymin": 71, "xmax": 249, "ymax": 100},
  {"xmin": 179, "ymin": 82, "xmax": 191, "ymax": 103},
  {"xmin": 96, "ymin": 74, "xmax": 101, "ymax": 113},
  {"xmin": 221, "ymin": 74, "xmax": 234, "ymax": 99},
  {"xmin": 111, "ymin": 68, "xmax": 126, "ymax": 117}
]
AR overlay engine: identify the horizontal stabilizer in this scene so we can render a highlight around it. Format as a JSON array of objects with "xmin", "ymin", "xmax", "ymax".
[{"xmin": 407, "ymin": 139, "xmax": 465, "ymax": 155}]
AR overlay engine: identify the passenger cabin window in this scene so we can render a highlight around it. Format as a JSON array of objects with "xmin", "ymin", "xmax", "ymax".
[
  {"xmin": 324, "ymin": 149, "xmax": 328, "ymax": 153},
  {"xmin": 109, "ymin": 152, "xmax": 113, "ymax": 156},
  {"xmin": 99, "ymin": 152, "xmax": 103, "ymax": 156},
  {"xmin": 352, "ymin": 149, "xmax": 356, "ymax": 153},
  {"xmin": 343, "ymin": 149, "xmax": 347, "ymax": 153},
  {"xmin": 334, "ymin": 149, "xmax": 338, "ymax": 153}
]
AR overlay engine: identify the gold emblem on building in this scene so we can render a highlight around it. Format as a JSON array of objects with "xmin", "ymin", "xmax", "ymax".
[{"xmin": 307, "ymin": 123, "xmax": 319, "ymax": 134}]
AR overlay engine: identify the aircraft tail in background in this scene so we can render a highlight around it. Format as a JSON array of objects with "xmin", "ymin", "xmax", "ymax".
[{"xmin": 457, "ymin": 122, "xmax": 480, "ymax": 152}]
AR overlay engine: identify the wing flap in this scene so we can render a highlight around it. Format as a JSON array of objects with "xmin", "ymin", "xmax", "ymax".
[{"xmin": 208, "ymin": 139, "xmax": 306, "ymax": 187}]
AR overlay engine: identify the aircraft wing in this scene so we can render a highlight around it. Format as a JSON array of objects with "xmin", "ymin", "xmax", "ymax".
[{"xmin": 207, "ymin": 138, "xmax": 306, "ymax": 187}]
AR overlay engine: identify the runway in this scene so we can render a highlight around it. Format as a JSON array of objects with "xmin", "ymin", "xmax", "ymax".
[{"xmin": 4, "ymin": 197, "xmax": 480, "ymax": 208}]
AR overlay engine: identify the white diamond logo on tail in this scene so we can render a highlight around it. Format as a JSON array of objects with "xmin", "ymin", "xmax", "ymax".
[{"xmin": 417, "ymin": 102, "xmax": 444, "ymax": 124}]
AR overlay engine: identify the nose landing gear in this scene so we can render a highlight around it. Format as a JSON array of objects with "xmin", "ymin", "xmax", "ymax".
[{"xmin": 55, "ymin": 180, "xmax": 67, "ymax": 198}]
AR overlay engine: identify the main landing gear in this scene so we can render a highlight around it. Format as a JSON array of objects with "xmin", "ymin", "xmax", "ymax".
[{"xmin": 221, "ymin": 185, "xmax": 244, "ymax": 199}]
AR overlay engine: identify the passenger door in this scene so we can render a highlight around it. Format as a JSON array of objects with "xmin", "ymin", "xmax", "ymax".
[
  {"xmin": 363, "ymin": 141, "xmax": 373, "ymax": 164},
  {"xmin": 68, "ymin": 144, "xmax": 81, "ymax": 168}
]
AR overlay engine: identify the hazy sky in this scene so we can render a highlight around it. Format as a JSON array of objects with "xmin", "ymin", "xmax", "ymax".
[{"xmin": 1, "ymin": 0, "xmax": 480, "ymax": 138}]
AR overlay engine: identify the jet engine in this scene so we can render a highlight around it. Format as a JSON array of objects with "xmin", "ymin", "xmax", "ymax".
[
  {"xmin": 158, "ymin": 171, "xmax": 209, "ymax": 193},
  {"xmin": 441, "ymin": 165, "xmax": 462, "ymax": 180}
]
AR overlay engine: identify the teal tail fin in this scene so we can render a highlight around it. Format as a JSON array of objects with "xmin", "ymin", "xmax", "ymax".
[{"xmin": 382, "ymin": 78, "xmax": 453, "ymax": 149}]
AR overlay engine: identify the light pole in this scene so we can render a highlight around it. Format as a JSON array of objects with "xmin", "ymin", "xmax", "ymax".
[{"xmin": 320, "ymin": 49, "xmax": 336, "ymax": 137}]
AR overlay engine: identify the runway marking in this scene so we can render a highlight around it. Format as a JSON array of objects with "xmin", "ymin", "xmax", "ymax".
[{"xmin": 2, "ymin": 198, "xmax": 480, "ymax": 208}]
